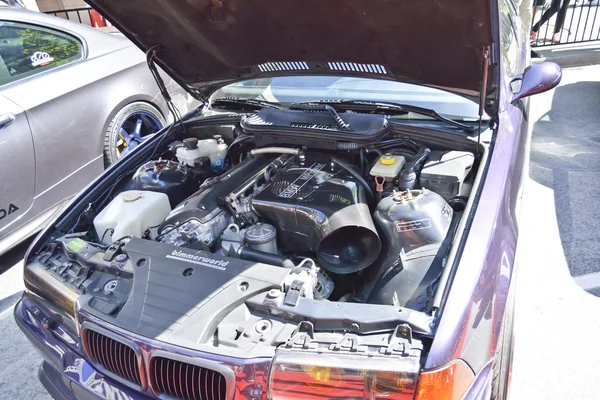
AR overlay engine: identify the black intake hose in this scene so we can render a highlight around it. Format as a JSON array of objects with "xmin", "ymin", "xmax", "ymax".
[
  {"xmin": 238, "ymin": 247, "xmax": 295, "ymax": 268},
  {"xmin": 330, "ymin": 157, "xmax": 375, "ymax": 205}
]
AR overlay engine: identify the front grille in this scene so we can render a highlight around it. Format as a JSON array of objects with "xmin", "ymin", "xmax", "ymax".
[
  {"xmin": 150, "ymin": 357, "xmax": 227, "ymax": 400},
  {"xmin": 83, "ymin": 329, "xmax": 142, "ymax": 386}
]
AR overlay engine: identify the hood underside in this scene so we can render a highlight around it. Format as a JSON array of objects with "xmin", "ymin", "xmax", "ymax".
[{"xmin": 88, "ymin": 0, "xmax": 494, "ymax": 97}]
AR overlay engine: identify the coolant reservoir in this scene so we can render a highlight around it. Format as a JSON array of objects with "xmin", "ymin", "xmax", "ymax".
[
  {"xmin": 176, "ymin": 137, "xmax": 228, "ymax": 172},
  {"xmin": 94, "ymin": 190, "xmax": 171, "ymax": 244}
]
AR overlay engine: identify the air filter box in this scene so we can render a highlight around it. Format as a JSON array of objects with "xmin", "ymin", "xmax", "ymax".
[{"xmin": 419, "ymin": 151, "xmax": 474, "ymax": 198}]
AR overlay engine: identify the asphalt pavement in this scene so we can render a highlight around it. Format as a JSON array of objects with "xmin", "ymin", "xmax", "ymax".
[
  {"xmin": 1, "ymin": 65, "xmax": 600, "ymax": 399},
  {"xmin": 0, "ymin": 238, "xmax": 51, "ymax": 400},
  {"xmin": 529, "ymin": 64, "xmax": 600, "ymax": 293},
  {"xmin": 510, "ymin": 66, "xmax": 600, "ymax": 399}
]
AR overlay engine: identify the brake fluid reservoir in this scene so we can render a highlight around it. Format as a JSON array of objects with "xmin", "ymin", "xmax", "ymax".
[
  {"xmin": 369, "ymin": 153, "xmax": 405, "ymax": 181},
  {"xmin": 94, "ymin": 190, "xmax": 171, "ymax": 244}
]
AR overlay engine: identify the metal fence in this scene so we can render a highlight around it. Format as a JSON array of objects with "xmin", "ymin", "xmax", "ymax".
[
  {"xmin": 532, "ymin": 0, "xmax": 600, "ymax": 47},
  {"xmin": 43, "ymin": 7, "xmax": 112, "ymax": 28}
]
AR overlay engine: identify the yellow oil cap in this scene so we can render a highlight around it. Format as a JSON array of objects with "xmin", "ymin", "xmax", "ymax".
[{"xmin": 380, "ymin": 154, "xmax": 396, "ymax": 165}]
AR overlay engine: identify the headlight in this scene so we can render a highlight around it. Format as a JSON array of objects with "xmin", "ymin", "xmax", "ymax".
[
  {"xmin": 24, "ymin": 260, "xmax": 79, "ymax": 319},
  {"xmin": 267, "ymin": 350, "xmax": 419, "ymax": 400}
]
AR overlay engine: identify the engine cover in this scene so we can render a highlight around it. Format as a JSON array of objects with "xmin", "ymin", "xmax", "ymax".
[{"xmin": 252, "ymin": 160, "xmax": 381, "ymax": 274}]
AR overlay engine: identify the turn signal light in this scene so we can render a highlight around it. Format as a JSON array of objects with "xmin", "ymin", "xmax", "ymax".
[
  {"xmin": 415, "ymin": 359, "xmax": 475, "ymax": 400},
  {"xmin": 268, "ymin": 350, "xmax": 419, "ymax": 400}
]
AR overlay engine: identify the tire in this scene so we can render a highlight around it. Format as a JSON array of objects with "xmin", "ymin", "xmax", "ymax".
[
  {"xmin": 491, "ymin": 274, "xmax": 516, "ymax": 400},
  {"xmin": 103, "ymin": 102, "xmax": 165, "ymax": 168}
]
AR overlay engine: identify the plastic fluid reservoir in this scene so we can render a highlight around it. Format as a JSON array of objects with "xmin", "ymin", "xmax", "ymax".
[
  {"xmin": 370, "ymin": 153, "xmax": 406, "ymax": 181},
  {"xmin": 176, "ymin": 136, "xmax": 228, "ymax": 172},
  {"xmin": 94, "ymin": 190, "xmax": 171, "ymax": 244}
]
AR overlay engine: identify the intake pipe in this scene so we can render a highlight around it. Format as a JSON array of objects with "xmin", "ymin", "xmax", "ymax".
[{"xmin": 251, "ymin": 163, "xmax": 381, "ymax": 274}]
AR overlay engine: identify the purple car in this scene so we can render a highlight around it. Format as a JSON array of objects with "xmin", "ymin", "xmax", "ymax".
[{"xmin": 15, "ymin": 1, "xmax": 561, "ymax": 399}]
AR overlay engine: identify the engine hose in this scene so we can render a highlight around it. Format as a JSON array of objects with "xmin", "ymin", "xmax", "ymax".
[
  {"xmin": 399, "ymin": 147, "xmax": 431, "ymax": 190},
  {"xmin": 371, "ymin": 139, "xmax": 421, "ymax": 153},
  {"xmin": 359, "ymin": 148, "xmax": 365, "ymax": 177},
  {"xmin": 407, "ymin": 147, "xmax": 431, "ymax": 172},
  {"xmin": 264, "ymin": 167, "xmax": 272, "ymax": 184},
  {"xmin": 365, "ymin": 148, "xmax": 383, "ymax": 158},
  {"xmin": 238, "ymin": 246, "xmax": 295, "ymax": 268},
  {"xmin": 330, "ymin": 157, "xmax": 375, "ymax": 205},
  {"xmin": 250, "ymin": 147, "xmax": 300, "ymax": 156}
]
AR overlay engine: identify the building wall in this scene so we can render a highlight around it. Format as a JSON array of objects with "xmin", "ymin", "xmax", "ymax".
[{"xmin": 36, "ymin": 0, "xmax": 87, "ymax": 12}]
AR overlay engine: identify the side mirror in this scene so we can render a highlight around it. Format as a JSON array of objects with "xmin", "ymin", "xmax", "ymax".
[{"xmin": 511, "ymin": 62, "xmax": 562, "ymax": 103}]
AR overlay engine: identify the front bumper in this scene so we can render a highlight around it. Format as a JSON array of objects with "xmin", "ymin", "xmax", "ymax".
[
  {"xmin": 14, "ymin": 295, "xmax": 151, "ymax": 400},
  {"xmin": 16, "ymin": 292, "xmax": 496, "ymax": 400},
  {"xmin": 14, "ymin": 292, "xmax": 271, "ymax": 400}
]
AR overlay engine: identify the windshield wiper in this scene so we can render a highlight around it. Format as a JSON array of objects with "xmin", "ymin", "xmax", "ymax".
[
  {"xmin": 295, "ymin": 100, "xmax": 475, "ymax": 133},
  {"xmin": 211, "ymin": 97, "xmax": 283, "ymax": 111}
]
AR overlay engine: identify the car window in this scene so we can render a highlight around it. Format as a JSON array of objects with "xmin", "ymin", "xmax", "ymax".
[
  {"xmin": 499, "ymin": 0, "xmax": 522, "ymax": 76},
  {"xmin": 0, "ymin": 20, "xmax": 83, "ymax": 86}
]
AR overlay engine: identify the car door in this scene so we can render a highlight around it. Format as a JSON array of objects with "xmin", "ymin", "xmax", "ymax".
[
  {"xmin": 0, "ymin": 18, "xmax": 84, "ymax": 244},
  {"xmin": 0, "ymin": 93, "xmax": 34, "ymax": 237},
  {"xmin": 0, "ymin": 18, "xmax": 85, "ymax": 192}
]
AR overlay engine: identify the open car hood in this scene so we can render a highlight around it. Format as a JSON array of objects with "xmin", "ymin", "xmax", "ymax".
[{"xmin": 87, "ymin": 0, "xmax": 495, "ymax": 99}]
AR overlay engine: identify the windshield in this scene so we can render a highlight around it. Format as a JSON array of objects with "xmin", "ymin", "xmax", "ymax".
[{"xmin": 212, "ymin": 76, "xmax": 485, "ymax": 120}]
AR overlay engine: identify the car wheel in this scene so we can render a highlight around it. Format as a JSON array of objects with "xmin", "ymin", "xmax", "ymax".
[
  {"xmin": 103, "ymin": 102, "xmax": 165, "ymax": 168},
  {"xmin": 491, "ymin": 274, "xmax": 516, "ymax": 400}
]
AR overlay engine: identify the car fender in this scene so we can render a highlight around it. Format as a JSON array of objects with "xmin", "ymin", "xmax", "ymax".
[{"xmin": 426, "ymin": 101, "xmax": 528, "ymax": 375}]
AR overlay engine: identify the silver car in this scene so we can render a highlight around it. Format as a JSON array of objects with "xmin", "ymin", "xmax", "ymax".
[{"xmin": 0, "ymin": 7, "xmax": 197, "ymax": 255}]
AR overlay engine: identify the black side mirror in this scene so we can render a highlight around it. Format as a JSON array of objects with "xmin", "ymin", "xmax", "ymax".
[{"xmin": 511, "ymin": 62, "xmax": 562, "ymax": 103}]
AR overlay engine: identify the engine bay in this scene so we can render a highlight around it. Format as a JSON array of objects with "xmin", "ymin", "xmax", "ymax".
[{"xmin": 28, "ymin": 113, "xmax": 482, "ymax": 355}]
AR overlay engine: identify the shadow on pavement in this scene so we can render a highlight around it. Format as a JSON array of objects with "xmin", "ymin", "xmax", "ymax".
[
  {"xmin": 0, "ymin": 237, "xmax": 33, "ymax": 276},
  {"xmin": 529, "ymin": 80, "xmax": 600, "ymax": 287},
  {"xmin": 0, "ymin": 291, "xmax": 23, "ymax": 315}
]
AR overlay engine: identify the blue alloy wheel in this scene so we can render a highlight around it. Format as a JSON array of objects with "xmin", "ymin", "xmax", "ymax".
[
  {"xmin": 103, "ymin": 102, "xmax": 166, "ymax": 168},
  {"xmin": 115, "ymin": 110, "xmax": 163, "ymax": 159}
]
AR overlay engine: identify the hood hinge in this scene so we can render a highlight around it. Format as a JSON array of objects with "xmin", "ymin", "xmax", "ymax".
[{"xmin": 477, "ymin": 45, "xmax": 491, "ymax": 147}]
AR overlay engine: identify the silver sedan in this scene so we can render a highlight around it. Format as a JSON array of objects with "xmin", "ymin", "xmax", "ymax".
[{"xmin": 0, "ymin": 7, "xmax": 197, "ymax": 255}]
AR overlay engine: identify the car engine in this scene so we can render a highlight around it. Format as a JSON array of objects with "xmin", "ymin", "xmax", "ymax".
[
  {"xmin": 23, "ymin": 107, "xmax": 486, "ymax": 378},
  {"xmin": 84, "ymin": 132, "xmax": 474, "ymax": 311}
]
